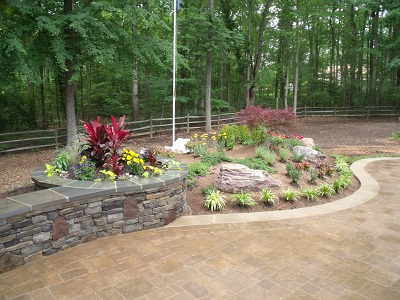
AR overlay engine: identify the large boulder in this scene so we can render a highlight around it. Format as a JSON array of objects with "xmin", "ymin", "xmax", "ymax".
[
  {"xmin": 301, "ymin": 138, "xmax": 315, "ymax": 148},
  {"xmin": 214, "ymin": 163, "xmax": 281, "ymax": 193},
  {"xmin": 292, "ymin": 146, "xmax": 325, "ymax": 163}
]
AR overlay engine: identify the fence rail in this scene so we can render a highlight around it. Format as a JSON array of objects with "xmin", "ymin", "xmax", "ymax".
[{"xmin": 0, "ymin": 106, "xmax": 398, "ymax": 154}]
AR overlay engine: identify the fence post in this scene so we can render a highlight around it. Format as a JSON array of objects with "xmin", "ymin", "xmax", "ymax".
[
  {"xmin": 55, "ymin": 128, "xmax": 58, "ymax": 150},
  {"xmin": 187, "ymin": 113, "xmax": 190, "ymax": 133},
  {"xmin": 305, "ymin": 106, "xmax": 307, "ymax": 117},
  {"xmin": 150, "ymin": 117, "xmax": 153, "ymax": 138},
  {"xmin": 367, "ymin": 106, "xmax": 370, "ymax": 119},
  {"xmin": 217, "ymin": 114, "xmax": 220, "ymax": 129},
  {"xmin": 334, "ymin": 106, "xmax": 336, "ymax": 117}
]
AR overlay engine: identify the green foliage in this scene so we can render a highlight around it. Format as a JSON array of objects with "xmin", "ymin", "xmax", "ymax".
[
  {"xmin": 260, "ymin": 188, "xmax": 278, "ymax": 206},
  {"xmin": 318, "ymin": 183, "xmax": 335, "ymax": 197},
  {"xmin": 251, "ymin": 126, "xmax": 268, "ymax": 144},
  {"xmin": 100, "ymin": 170, "xmax": 116, "ymax": 181},
  {"xmin": 292, "ymin": 152, "xmax": 304, "ymax": 162},
  {"xmin": 205, "ymin": 190, "xmax": 226, "ymax": 211},
  {"xmin": 282, "ymin": 189, "xmax": 300, "ymax": 202},
  {"xmin": 219, "ymin": 124, "xmax": 240, "ymax": 149},
  {"xmin": 268, "ymin": 134, "xmax": 285, "ymax": 147},
  {"xmin": 301, "ymin": 187, "xmax": 319, "ymax": 202},
  {"xmin": 201, "ymin": 185, "xmax": 217, "ymax": 196},
  {"xmin": 53, "ymin": 153, "xmax": 69, "ymax": 172},
  {"xmin": 237, "ymin": 125, "xmax": 252, "ymax": 145},
  {"xmin": 389, "ymin": 131, "xmax": 400, "ymax": 141},
  {"xmin": 201, "ymin": 151, "xmax": 231, "ymax": 166},
  {"xmin": 231, "ymin": 190, "xmax": 257, "ymax": 207},
  {"xmin": 286, "ymin": 163, "xmax": 303, "ymax": 184},
  {"xmin": 255, "ymin": 146, "xmax": 276, "ymax": 165},
  {"xmin": 45, "ymin": 164, "xmax": 56, "ymax": 177},
  {"xmin": 188, "ymin": 162, "xmax": 210, "ymax": 179},
  {"xmin": 285, "ymin": 138, "xmax": 303, "ymax": 148},
  {"xmin": 279, "ymin": 147, "xmax": 291, "ymax": 162},
  {"xmin": 233, "ymin": 157, "xmax": 277, "ymax": 174},
  {"xmin": 309, "ymin": 168, "xmax": 319, "ymax": 183}
]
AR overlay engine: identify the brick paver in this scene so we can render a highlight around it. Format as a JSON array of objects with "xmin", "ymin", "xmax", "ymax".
[{"xmin": 0, "ymin": 158, "xmax": 399, "ymax": 299}]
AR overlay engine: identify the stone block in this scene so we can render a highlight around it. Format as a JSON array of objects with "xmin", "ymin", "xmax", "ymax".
[
  {"xmin": 81, "ymin": 234, "xmax": 97, "ymax": 243},
  {"xmin": 81, "ymin": 219, "xmax": 94, "ymax": 229},
  {"xmin": 85, "ymin": 205, "xmax": 102, "ymax": 215},
  {"xmin": 22, "ymin": 243, "xmax": 44, "ymax": 257},
  {"xmin": 0, "ymin": 253, "xmax": 25, "ymax": 273},
  {"xmin": 123, "ymin": 196, "xmax": 139, "ymax": 218},
  {"xmin": 65, "ymin": 211, "xmax": 84, "ymax": 220},
  {"xmin": 69, "ymin": 223, "xmax": 81, "ymax": 234},
  {"xmin": 12, "ymin": 219, "xmax": 33, "ymax": 230},
  {"xmin": 52, "ymin": 216, "xmax": 69, "ymax": 240},
  {"xmin": 0, "ymin": 234, "xmax": 16, "ymax": 244},
  {"xmin": 6, "ymin": 241, "xmax": 33, "ymax": 252},
  {"xmin": 125, "ymin": 218, "xmax": 139, "ymax": 225},
  {"xmin": 113, "ymin": 221, "xmax": 125, "ymax": 228},
  {"xmin": 107, "ymin": 213, "xmax": 123, "ymax": 223},
  {"xmin": 47, "ymin": 211, "xmax": 59, "ymax": 220},
  {"xmin": 0, "ymin": 224, "xmax": 12, "ymax": 234},
  {"xmin": 122, "ymin": 223, "xmax": 143, "ymax": 233},
  {"xmin": 52, "ymin": 237, "xmax": 66, "ymax": 248},
  {"xmin": 87, "ymin": 201, "xmax": 102, "ymax": 208},
  {"xmin": 33, "ymin": 232, "xmax": 51, "ymax": 243},
  {"xmin": 32, "ymin": 215, "xmax": 47, "ymax": 224},
  {"xmin": 94, "ymin": 217, "xmax": 107, "ymax": 226},
  {"xmin": 41, "ymin": 224, "xmax": 52, "ymax": 232}
]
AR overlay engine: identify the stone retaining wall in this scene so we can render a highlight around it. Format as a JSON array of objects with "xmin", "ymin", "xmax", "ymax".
[{"xmin": 0, "ymin": 180, "xmax": 186, "ymax": 273}]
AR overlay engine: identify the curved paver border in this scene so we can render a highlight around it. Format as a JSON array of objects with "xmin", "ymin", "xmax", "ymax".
[{"xmin": 167, "ymin": 157, "xmax": 400, "ymax": 227}]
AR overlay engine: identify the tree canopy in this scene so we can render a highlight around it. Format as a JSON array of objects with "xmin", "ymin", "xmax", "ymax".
[{"xmin": 0, "ymin": 0, "xmax": 399, "ymax": 133}]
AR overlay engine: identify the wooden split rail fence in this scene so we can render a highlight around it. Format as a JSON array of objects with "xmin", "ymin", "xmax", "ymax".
[{"xmin": 0, "ymin": 106, "xmax": 398, "ymax": 154}]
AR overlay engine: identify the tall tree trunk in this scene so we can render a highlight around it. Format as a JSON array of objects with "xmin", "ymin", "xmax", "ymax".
[
  {"xmin": 245, "ymin": 0, "xmax": 252, "ymax": 107},
  {"xmin": 86, "ymin": 64, "xmax": 91, "ymax": 120},
  {"xmin": 64, "ymin": 0, "xmax": 76, "ymax": 145},
  {"xmin": 248, "ymin": 0, "xmax": 274, "ymax": 106},
  {"xmin": 205, "ymin": 0, "xmax": 213, "ymax": 132},
  {"xmin": 293, "ymin": 0, "xmax": 300, "ymax": 115},
  {"xmin": 39, "ymin": 66, "xmax": 47, "ymax": 129},
  {"xmin": 369, "ymin": 9, "xmax": 379, "ymax": 105}
]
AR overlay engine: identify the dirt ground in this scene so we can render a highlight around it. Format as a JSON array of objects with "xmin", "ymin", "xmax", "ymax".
[{"xmin": 1, "ymin": 116, "xmax": 399, "ymax": 215}]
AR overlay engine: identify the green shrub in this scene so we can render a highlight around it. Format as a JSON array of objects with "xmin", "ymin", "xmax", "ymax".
[
  {"xmin": 268, "ymin": 134, "xmax": 285, "ymax": 147},
  {"xmin": 292, "ymin": 152, "xmax": 304, "ymax": 162},
  {"xmin": 205, "ymin": 190, "xmax": 226, "ymax": 211},
  {"xmin": 219, "ymin": 124, "xmax": 240, "ymax": 149},
  {"xmin": 285, "ymin": 138, "xmax": 303, "ymax": 148},
  {"xmin": 201, "ymin": 152, "xmax": 231, "ymax": 166},
  {"xmin": 255, "ymin": 146, "xmax": 276, "ymax": 165},
  {"xmin": 201, "ymin": 185, "xmax": 217, "ymax": 196},
  {"xmin": 188, "ymin": 162, "xmax": 210, "ymax": 179},
  {"xmin": 237, "ymin": 124, "xmax": 252, "ymax": 144},
  {"xmin": 234, "ymin": 157, "xmax": 276, "ymax": 173},
  {"xmin": 54, "ymin": 153, "xmax": 69, "ymax": 172},
  {"xmin": 279, "ymin": 147, "xmax": 291, "ymax": 162},
  {"xmin": 251, "ymin": 126, "xmax": 268, "ymax": 144},
  {"xmin": 231, "ymin": 190, "xmax": 257, "ymax": 206},
  {"xmin": 286, "ymin": 163, "xmax": 302, "ymax": 184},
  {"xmin": 260, "ymin": 188, "xmax": 278, "ymax": 206}
]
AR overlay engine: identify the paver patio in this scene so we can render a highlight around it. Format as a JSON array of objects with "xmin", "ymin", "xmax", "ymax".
[{"xmin": 0, "ymin": 158, "xmax": 399, "ymax": 299}]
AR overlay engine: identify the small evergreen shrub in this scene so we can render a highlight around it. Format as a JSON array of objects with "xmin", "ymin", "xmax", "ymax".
[{"xmin": 255, "ymin": 146, "xmax": 276, "ymax": 165}]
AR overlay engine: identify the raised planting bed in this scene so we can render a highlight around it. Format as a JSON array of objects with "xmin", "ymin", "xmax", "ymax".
[{"xmin": 0, "ymin": 161, "xmax": 188, "ymax": 273}]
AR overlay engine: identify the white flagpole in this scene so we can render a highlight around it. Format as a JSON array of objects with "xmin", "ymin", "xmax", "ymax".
[{"xmin": 172, "ymin": 0, "xmax": 177, "ymax": 146}]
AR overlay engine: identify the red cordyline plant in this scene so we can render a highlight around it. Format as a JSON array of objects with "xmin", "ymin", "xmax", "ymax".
[
  {"xmin": 81, "ymin": 116, "xmax": 133, "ymax": 175},
  {"xmin": 235, "ymin": 106, "xmax": 297, "ymax": 131}
]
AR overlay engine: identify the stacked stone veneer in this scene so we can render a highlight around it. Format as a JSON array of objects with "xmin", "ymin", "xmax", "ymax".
[{"xmin": 0, "ymin": 180, "xmax": 186, "ymax": 273}]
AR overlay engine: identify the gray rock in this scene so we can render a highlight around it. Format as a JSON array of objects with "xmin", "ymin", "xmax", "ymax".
[
  {"xmin": 292, "ymin": 146, "xmax": 325, "ymax": 163},
  {"xmin": 214, "ymin": 164, "xmax": 281, "ymax": 193},
  {"xmin": 301, "ymin": 138, "xmax": 315, "ymax": 148}
]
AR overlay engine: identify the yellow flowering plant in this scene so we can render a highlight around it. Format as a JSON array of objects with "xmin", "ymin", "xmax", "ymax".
[{"xmin": 122, "ymin": 148, "xmax": 145, "ymax": 176}]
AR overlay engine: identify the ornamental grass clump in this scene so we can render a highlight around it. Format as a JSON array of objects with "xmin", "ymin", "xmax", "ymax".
[
  {"xmin": 260, "ymin": 188, "xmax": 278, "ymax": 206},
  {"xmin": 231, "ymin": 190, "xmax": 257, "ymax": 207},
  {"xmin": 301, "ymin": 187, "xmax": 319, "ymax": 202},
  {"xmin": 255, "ymin": 146, "xmax": 276, "ymax": 165},
  {"xmin": 282, "ymin": 188, "xmax": 300, "ymax": 202},
  {"xmin": 279, "ymin": 147, "xmax": 291, "ymax": 162},
  {"xmin": 205, "ymin": 190, "xmax": 226, "ymax": 211}
]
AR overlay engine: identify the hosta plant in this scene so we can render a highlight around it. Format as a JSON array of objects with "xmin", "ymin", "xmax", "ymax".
[
  {"xmin": 260, "ymin": 188, "xmax": 278, "ymax": 206},
  {"xmin": 205, "ymin": 190, "xmax": 226, "ymax": 211},
  {"xmin": 231, "ymin": 190, "xmax": 257, "ymax": 207}
]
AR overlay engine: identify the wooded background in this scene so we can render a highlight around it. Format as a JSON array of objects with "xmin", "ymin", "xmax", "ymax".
[{"xmin": 1, "ymin": 0, "xmax": 399, "ymax": 135}]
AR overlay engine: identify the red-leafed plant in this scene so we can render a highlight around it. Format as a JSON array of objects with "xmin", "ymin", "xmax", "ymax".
[
  {"xmin": 81, "ymin": 116, "xmax": 109, "ymax": 164},
  {"xmin": 235, "ymin": 106, "xmax": 297, "ymax": 132},
  {"xmin": 103, "ymin": 155, "xmax": 124, "ymax": 176},
  {"xmin": 81, "ymin": 116, "xmax": 133, "ymax": 173}
]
